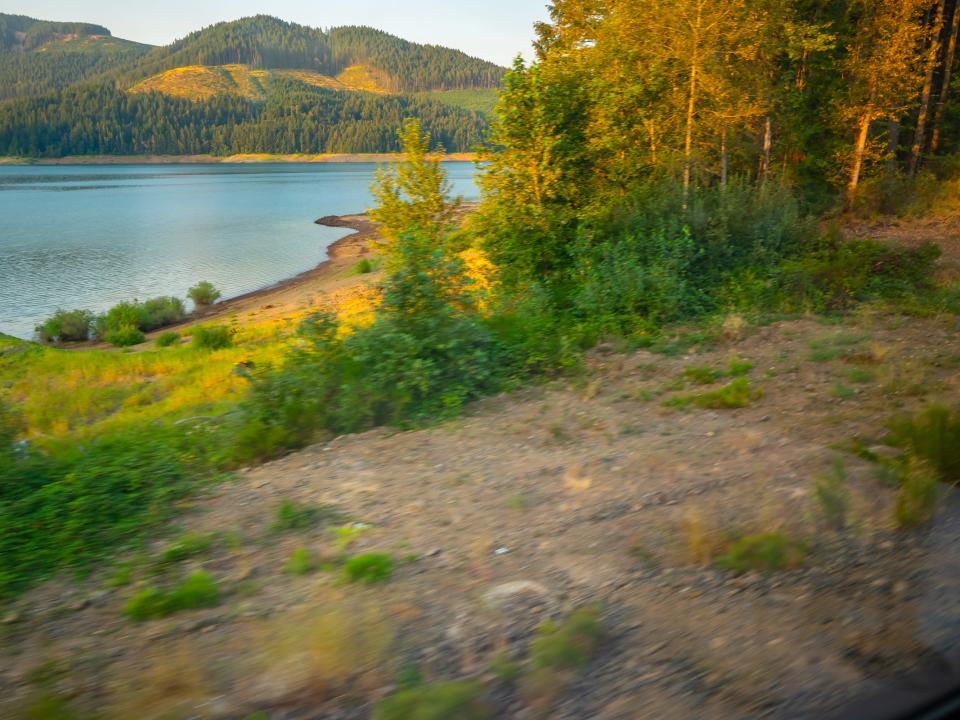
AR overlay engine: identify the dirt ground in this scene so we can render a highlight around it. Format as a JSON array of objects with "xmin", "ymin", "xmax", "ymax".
[{"xmin": 3, "ymin": 305, "xmax": 960, "ymax": 718}]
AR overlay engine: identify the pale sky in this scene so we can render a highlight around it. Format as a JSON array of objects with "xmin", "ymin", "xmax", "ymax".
[{"xmin": 0, "ymin": 0, "xmax": 549, "ymax": 66}]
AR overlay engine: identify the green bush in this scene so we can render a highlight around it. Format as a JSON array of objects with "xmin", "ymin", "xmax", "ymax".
[
  {"xmin": 103, "ymin": 324, "xmax": 145, "ymax": 348},
  {"xmin": 716, "ymin": 532, "xmax": 807, "ymax": 573},
  {"xmin": 271, "ymin": 499, "xmax": 338, "ymax": 532},
  {"xmin": 123, "ymin": 570, "xmax": 220, "ymax": 621},
  {"xmin": 235, "ymin": 234, "xmax": 512, "ymax": 461},
  {"xmin": 886, "ymin": 405, "xmax": 960, "ymax": 485},
  {"xmin": 284, "ymin": 548, "xmax": 315, "ymax": 575},
  {"xmin": 158, "ymin": 531, "xmax": 214, "ymax": 565},
  {"xmin": 188, "ymin": 281, "xmax": 221, "ymax": 306},
  {"xmin": 343, "ymin": 553, "xmax": 393, "ymax": 583},
  {"xmin": 155, "ymin": 330, "xmax": 181, "ymax": 347},
  {"xmin": 0, "ymin": 423, "xmax": 221, "ymax": 599},
  {"xmin": 35, "ymin": 309, "xmax": 94, "ymax": 343},
  {"xmin": 894, "ymin": 456, "xmax": 940, "ymax": 528},
  {"xmin": 141, "ymin": 296, "xmax": 185, "ymax": 330},
  {"xmin": 814, "ymin": 460, "xmax": 850, "ymax": 530},
  {"xmin": 96, "ymin": 301, "xmax": 148, "ymax": 338},
  {"xmin": 529, "ymin": 607, "xmax": 604, "ymax": 671},
  {"xmin": 192, "ymin": 325, "xmax": 232, "ymax": 350},
  {"xmin": 374, "ymin": 681, "xmax": 492, "ymax": 720}
]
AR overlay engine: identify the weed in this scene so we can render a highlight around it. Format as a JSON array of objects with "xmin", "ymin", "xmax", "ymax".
[
  {"xmin": 682, "ymin": 509, "xmax": 726, "ymax": 564},
  {"xmin": 285, "ymin": 548, "xmax": 315, "ymax": 576},
  {"xmin": 683, "ymin": 366, "xmax": 722, "ymax": 385},
  {"xmin": 374, "ymin": 681, "xmax": 492, "ymax": 720},
  {"xmin": 191, "ymin": 325, "xmax": 233, "ymax": 350},
  {"xmin": 667, "ymin": 377, "xmax": 759, "ymax": 410},
  {"xmin": 506, "ymin": 493, "xmax": 528, "ymax": 510},
  {"xmin": 155, "ymin": 331, "xmax": 180, "ymax": 348},
  {"xmin": 832, "ymin": 383, "xmax": 857, "ymax": 400},
  {"xmin": 528, "ymin": 608, "xmax": 604, "ymax": 672},
  {"xmin": 716, "ymin": 533, "xmax": 807, "ymax": 573},
  {"xmin": 272, "ymin": 500, "xmax": 339, "ymax": 532},
  {"xmin": 352, "ymin": 258, "xmax": 378, "ymax": 275},
  {"xmin": 158, "ymin": 531, "xmax": 215, "ymax": 565},
  {"xmin": 333, "ymin": 522, "xmax": 371, "ymax": 552},
  {"xmin": 343, "ymin": 553, "xmax": 393, "ymax": 583},
  {"xmin": 887, "ymin": 406, "xmax": 960, "ymax": 484},
  {"xmin": 123, "ymin": 570, "xmax": 220, "ymax": 621},
  {"xmin": 726, "ymin": 356, "xmax": 753, "ymax": 376},
  {"xmin": 894, "ymin": 456, "xmax": 940, "ymax": 528},
  {"xmin": 490, "ymin": 651, "xmax": 522, "ymax": 682},
  {"xmin": 847, "ymin": 367, "xmax": 875, "ymax": 384},
  {"xmin": 814, "ymin": 460, "xmax": 850, "ymax": 530}
]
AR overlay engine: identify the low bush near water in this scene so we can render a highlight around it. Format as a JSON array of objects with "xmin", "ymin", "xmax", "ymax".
[
  {"xmin": 192, "ymin": 325, "xmax": 233, "ymax": 350},
  {"xmin": 155, "ymin": 330, "xmax": 180, "ymax": 347},
  {"xmin": 103, "ymin": 324, "xmax": 145, "ymax": 347},
  {"xmin": 188, "ymin": 281, "xmax": 221, "ymax": 306},
  {"xmin": 35, "ymin": 308, "xmax": 95, "ymax": 343}
]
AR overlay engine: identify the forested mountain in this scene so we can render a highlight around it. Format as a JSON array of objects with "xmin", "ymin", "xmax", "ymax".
[
  {"xmin": 0, "ymin": 14, "xmax": 503, "ymax": 156},
  {"xmin": 0, "ymin": 14, "xmax": 151, "ymax": 99}
]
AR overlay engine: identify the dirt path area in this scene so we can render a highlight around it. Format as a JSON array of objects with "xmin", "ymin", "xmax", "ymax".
[{"xmin": 4, "ymin": 311, "xmax": 960, "ymax": 719}]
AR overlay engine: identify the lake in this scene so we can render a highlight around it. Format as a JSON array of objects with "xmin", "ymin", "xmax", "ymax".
[{"xmin": 0, "ymin": 162, "xmax": 479, "ymax": 340}]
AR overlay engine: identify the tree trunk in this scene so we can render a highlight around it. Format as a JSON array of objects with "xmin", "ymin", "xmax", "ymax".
[
  {"xmin": 759, "ymin": 116, "xmax": 772, "ymax": 183},
  {"xmin": 932, "ymin": 0, "xmax": 960, "ymax": 152},
  {"xmin": 910, "ymin": 0, "xmax": 947, "ymax": 176},
  {"xmin": 720, "ymin": 126, "xmax": 728, "ymax": 189},
  {"xmin": 683, "ymin": 2, "xmax": 703, "ymax": 211},
  {"xmin": 847, "ymin": 111, "xmax": 873, "ymax": 210}
]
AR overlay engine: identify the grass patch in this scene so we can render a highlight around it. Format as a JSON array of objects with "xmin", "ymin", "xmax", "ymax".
[
  {"xmin": 666, "ymin": 377, "xmax": 759, "ymax": 410},
  {"xmin": 374, "ymin": 681, "xmax": 492, "ymax": 720},
  {"xmin": 886, "ymin": 405, "xmax": 960, "ymax": 484},
  {"xmin": 716, "ymin": 532, "xmax": 807, "ymax": 573},
  {"xmin": 832, "ymin": 383, "xmax": 857, "ymax": 400},
  {"xmin": 272, "ymin": 499, "xmax": 340, "ymax": 532},
  {"xmin": 191, "ymin": 325, "xmax": 233, "ymax": 350},
  {"xmin": 846, "ymin": 367, "xmax": 875, "ymax": 384},
  {"xmin": 814, "ymin": 460, "xmax": 850, "ymax": 530},
  {"xmin": 155, "ymin": 330, "xmax": 180, "ymax": 348},
  {"xmin": 894, "ymin": 456, "xmax": 940, "ymax": 528},
  {"xmin": 157, "ymin": 531, "xmax": 215, "ymax": 565},
  {"xmin": 284, "ymin": 547, "xmax": 315, "ymax": 575},
  {"xmin": 682, "ymin": 366, "xmax": 722, "ymax": 385},
  {"xmin": 343, "ymin": 553, "xmax": 393, "ymax": 583},
  {"xmin": 123, "ymin": 570, "xmax": 220, "ymax": 621}
]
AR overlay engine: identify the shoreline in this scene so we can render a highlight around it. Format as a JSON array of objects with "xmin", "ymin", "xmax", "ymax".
[{"xmin": 0, "ymin": 152, "xmax": 479, "ymax": 166}]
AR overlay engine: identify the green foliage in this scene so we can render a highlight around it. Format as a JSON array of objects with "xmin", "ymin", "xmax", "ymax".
[
  {"xmin": 814, "ymin": 460, "xmax": 850, "ymax": 530},
  {"xmin": 716, "ymin": 533, "xmax": 807, "ymax": 574},
  {"xmin": 343, "ymin": 553, "xmax": 393, "ymax": 583},
  {"xmin": 369, "ymin": 118, "xmax": 462, "ymax": 256},
  {"xmin": 528, "ymin": 608, "xmax": 605, "ymax": 672},
  {"xmin": 103, "ymin": 324, "xmax": 145, "ymax": 348},
  {"xmin": 236, "ymin": 233, "xmax": 512, "ymax": 461},
  {"xmin": 683, "ymin": 366, "xmax": 723, "ymax": 385},
  {"xmin": 490, "ymin": 651, "xmax": 521, "ymax": 682},
  {"xmin": 35, "ymin": 309, "xmax": 94, "ymax": 343},
  {"xmin": 0, "ymin": 422, "xmax": 222, "ymax": 599},
  {"xmin": 667, "ymin": 377, "xmax": 759, "ymax": 410},
  {"xmin": 894, "ymin": 456, "xmax": 940, "ymax": 529},
  {"xmin": 284, "ymin": 547, "xmax": 315, "ymax": 575},
  {"xmin": 155, "ymin": 330, "xmax": 181, "ymax": 347},
  {"xmin": 123, "ymin": 570, "xmax": 220, "ymax": 621},
  {"xmin": 141, "ymin": 296, "xmax": 186, "ymax": 329},
  {"xmin": 158, "ymin": 531, "xmax": 215, "ymax": 565},
  {"xmin": 352, "ymin": 257, "xmax": 376, "ymax": 275},
  {"xmin": 271, "ymin": 499, "xmax": 337, "ymax": 532},
  {"xmin": 373, "ymin": 681, "xmax": 492, "ymax": 720},
  {"xmin": 187, "ymin": 281, "xmax": 221, "ymax": 307},
  {"xmin": 192, "ymin": 325, "xmax": 233, "ymax": 350},
  {"xmin": 886, "ymin": 406, "xmax": 960, "ymax": 484}
]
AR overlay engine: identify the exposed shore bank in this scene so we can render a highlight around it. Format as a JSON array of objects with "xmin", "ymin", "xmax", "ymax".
[{"xmin": 0, "ymin": 152, "xmax": 479, "ymax": 166}]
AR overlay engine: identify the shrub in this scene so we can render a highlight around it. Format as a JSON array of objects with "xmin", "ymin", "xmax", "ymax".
[
  {"xmin": 814, "ymin": 460, "xmax": 850, "ymax": 530},
  {"xmin": 141, "ymin": 296, "xmax": 185, "ymax": 330},
  {"xmin": 192, "ymin": 325, "xmax": 232, "ymax": 350},
  {"xmin": 529, "ymin": 608, "xmax": 605, "ymax": 671},
  {"xmin": 667, "ymin": 377, "xmax": 759, "ymax": 410},
  {"xmin": 716, "ymin": 532, "xmax": 807, "ymax": 573},
  {"xmin": 123, "ymin": 570, "xmax": 220, "ymax": 621},
  {"xmin": 155, "ymin": 330, "xmax": 180, "ymax": 347},
  {"xmin": 352, "ymin": 258, "xmax": 378, "ymax": 275},
  {"xmin": 103, "ymin": 324, "xmax": 145, "ymax": 348},
  {"xmin": 271, "ymin": 499, "xmax": 338, "ymax": 532},
  {"xmin": 188, "ymin": 281, "xmax": 221, "ymax": 307},
  {"xmin": 683, "ymin": 366, "xmax": 722, "ymax": 385},
  {"xmin": 894, "ymin": 456, "xmax": 940, "ymax": 528},
  {"xmin": 886, "ymin": 405, "xmax": 960, "ymax": 484},
  {"xmin": 35, "ymin": 309, "xmax": 94, "ymax": 343},
  {"xmin": 96, "ymin": 301, "xmax": 148, "ymax": 338},
  {"xmin": 374, "ymin": 681, "xmax": 492, "ymax": 720},
  {"xmin": 158, "ymin": 531, "xmax": 214, "ymax": 565},
  {"xmin": 343, "ymin": 553, "xmax": 394, "ymax": 583},
  {"xmin": 285, "ymin": 548, "xmax": 315, "ymax": 575}
]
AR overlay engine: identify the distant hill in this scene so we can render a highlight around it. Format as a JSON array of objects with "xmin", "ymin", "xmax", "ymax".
[
  {"xmin": 0, "ymin": 15, "xmax": 504, "ymax": 157},
  {"xmin": 0, "ymin": 14, "xmax": 151, "ymax": 99},
  {"xmin": 0, "ymin": 14, "xmax": 504, "ymax": 156}
]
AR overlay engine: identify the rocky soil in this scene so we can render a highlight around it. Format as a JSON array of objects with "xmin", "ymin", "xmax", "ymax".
[{"xmin": 3, "ymin": 310, "xmax": 960, "ymax": 719}]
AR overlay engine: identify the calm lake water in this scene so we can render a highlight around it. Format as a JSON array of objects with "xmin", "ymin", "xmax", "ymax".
[{"xmin": 0, "ymin": 162, "xmax": 479, "ymax": 339}]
